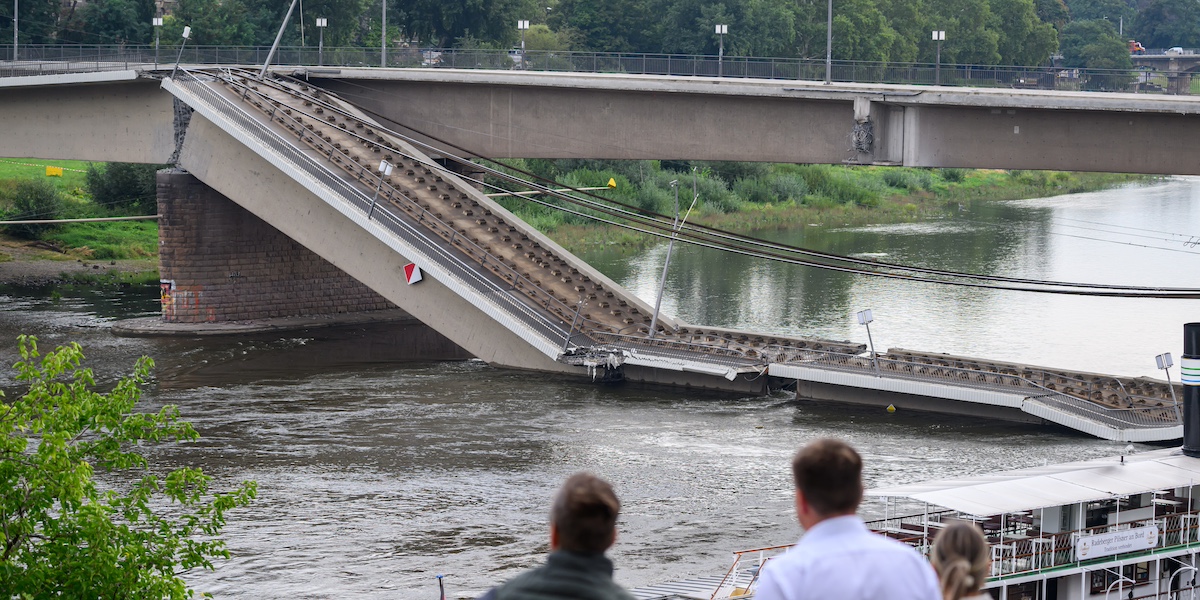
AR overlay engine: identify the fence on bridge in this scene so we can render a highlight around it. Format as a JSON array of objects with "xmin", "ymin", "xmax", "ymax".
[{"xmin": 0, "ymin": 44, "xmax": 1187, "ymax": 94}]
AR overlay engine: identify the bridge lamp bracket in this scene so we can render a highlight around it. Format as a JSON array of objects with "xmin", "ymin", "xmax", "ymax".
[
  {"xmin": 171, "ymin": 26, "xmax": 192, "ymax": 80},
  {"xmin": 1157, "ymin": 352, "xmax": 1182, "ymax": 424},
  {"xmin": 367, "ymin": 160, "xmax": 393, "ymax": 219},
  {"xmin": 857, "ymin": 309, "xmax": 881, "ymax": 376}
]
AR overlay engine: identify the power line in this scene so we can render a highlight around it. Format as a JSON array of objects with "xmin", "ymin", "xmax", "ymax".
[{"xmin": 1051, "ymin": 215, "xmax": 1199, "ymax": 240}]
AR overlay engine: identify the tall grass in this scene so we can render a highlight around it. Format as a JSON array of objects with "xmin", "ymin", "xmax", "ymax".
[
  {"xmin": 41, "ymin": 222, "xmax": 158, "ymax": 260},
  {"xmin": 488, "ymin": 159, "xmax": 1152, "ymax": 254}
]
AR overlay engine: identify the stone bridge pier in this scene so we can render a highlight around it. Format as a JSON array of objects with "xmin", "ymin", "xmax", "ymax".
[{"xmin": 148, "ymin": 169, "xmax": 470, "ymax": 359}]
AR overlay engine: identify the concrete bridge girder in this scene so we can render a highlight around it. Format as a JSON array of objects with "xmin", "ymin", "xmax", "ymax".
[
  {"xmin": 0, "ymin": 72, "xmax": 177, "ymax": 164},
  {"xmin": 5, "ymin": 70, "xmax": 1200, "ymax": 175},
  {"xmin": 315, "ymin": 77, "xmax": 857, "ymax": 164},
  {"xmin": 314, "ymin": 69, "xmax": 1200, "ymax": 175}
]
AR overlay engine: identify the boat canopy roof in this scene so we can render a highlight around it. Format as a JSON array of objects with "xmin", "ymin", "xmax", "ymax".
[{"xmin": 867, "ymin": 447, "xmax": 1200, "ymax": 516}]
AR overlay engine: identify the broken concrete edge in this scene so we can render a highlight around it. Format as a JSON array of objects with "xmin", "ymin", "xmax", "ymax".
[{"xmin": 110, "ymin": 308, "xmax": 419, "ymax": 338}]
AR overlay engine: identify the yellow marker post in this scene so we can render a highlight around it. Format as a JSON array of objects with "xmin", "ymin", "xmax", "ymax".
[
  {"xmin": 886, "ymin": 404, "xmax": 896, "ymax": 413},
  {"xmin": 607, "ymin": 178, "xmax": 617, "ymax": 188},
  {"xmin": 45, "ymin": 166, "xmax": 63, "ymax": 177}
]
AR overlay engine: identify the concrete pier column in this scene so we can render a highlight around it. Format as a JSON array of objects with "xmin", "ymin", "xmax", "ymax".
[{"xmin": 156, "ymin": 169, "xmax": 400, "ymax": 323}]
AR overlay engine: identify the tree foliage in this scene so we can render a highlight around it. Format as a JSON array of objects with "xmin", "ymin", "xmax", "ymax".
[
  {"xmin": 0, "ymin": 0, "xmax": 1184, "ymax": 69},
  {"xmin": 1, "ymin": 179, "xmax": 64, "ymax": 240},
  {"xmin": 1060, "ymin": 19, "xmax": 1133, "ymax": 88},
  {"xmin": 86, "ymin": 162, "xmax": 163, "ymax": 215},
  {"xmin": 60, "ymin": 0, "xmax": 157, "ymax": 44},
  {"xmin": 0, "ymin": 336, "xmax": 256, "ymax": 599},
  {"xmin": 1132, "ymin": 0, "xmax": 1200, "ymax": 49}
]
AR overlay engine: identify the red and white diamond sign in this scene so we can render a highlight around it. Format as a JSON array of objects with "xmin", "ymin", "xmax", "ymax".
[{"xmin": 404, "ymin": 263, "xmax": 423, "ymax": 285}]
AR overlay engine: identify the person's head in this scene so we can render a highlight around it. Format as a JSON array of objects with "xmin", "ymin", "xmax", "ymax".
[
  {"xmin": 549, "ymin": 472, "xmax": 621, "ymax": 554},
  {"xmin": 791, "ymin": 438, "xmax": 864, "ymax": 529},
  {"xmin": 931, "ymin": 522, "xmax": 990, "ymax": 600}
]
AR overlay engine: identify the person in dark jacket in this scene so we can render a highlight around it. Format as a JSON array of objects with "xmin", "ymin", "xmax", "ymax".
[{"xmin": 478, "ymin": 472, "xmax": 635, "ymax": 600}]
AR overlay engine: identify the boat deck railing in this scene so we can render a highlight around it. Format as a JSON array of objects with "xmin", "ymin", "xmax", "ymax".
[
  {"xmin": 708, "ymin": 544, "xmax": 794, "ymax": 600},
  {"xmin": 864, "ymin": 503, "xmax": 1200, "ymax": 581}
]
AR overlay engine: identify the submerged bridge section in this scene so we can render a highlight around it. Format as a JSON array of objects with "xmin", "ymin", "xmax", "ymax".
[{"xmin": 149, "ymin": 68, "xmax": 1180, "ymax": 442}]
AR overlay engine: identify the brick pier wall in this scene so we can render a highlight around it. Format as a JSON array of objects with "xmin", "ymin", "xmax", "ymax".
[{"xmin": 157, "ymin": 170, "xmax": 398, "ymax": 323}]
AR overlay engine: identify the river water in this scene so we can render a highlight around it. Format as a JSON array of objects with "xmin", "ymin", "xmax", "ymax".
[{"xmin": 2, "ymin": 178, "xmax": 1200, "ymax": 599}]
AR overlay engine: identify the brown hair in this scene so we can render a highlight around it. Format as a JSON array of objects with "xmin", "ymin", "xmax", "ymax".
[
  {"xmin": 791, "ymin": 438, "xmax": 864, "ymax": 516},
  {"xmin": 931, "ymin": 522, "xmax": 990, "ymax": 600},
  {"xmin": 551, "ymin": 472, "xmax": 621, "ymax": 553}
]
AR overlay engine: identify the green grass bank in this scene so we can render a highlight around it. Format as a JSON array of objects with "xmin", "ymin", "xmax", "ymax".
[{"xmin": 483, "ymin": 160, "xmax": 1152, "ymax": 254}]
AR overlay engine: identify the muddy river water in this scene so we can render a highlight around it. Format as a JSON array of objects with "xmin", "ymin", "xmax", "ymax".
[{"xmin": 2, "ymin": 179, "xmax": 1199, "ymax": 598}]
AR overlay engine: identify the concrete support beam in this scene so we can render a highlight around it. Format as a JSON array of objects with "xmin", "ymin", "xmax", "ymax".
[
  {"xmin": 900, "ymin": 104, "xmax": 1200, "ymax": 174},
  {"xmin": 0, "ymin": 76, "xmax": 175, "ymax": 163},
  {"xmin": 797, "ymin": 380, "xmax": 1046, "ymax": 424},
  {"xmin": 313, "ymin": 70, "xmax": 1200, "ymax": 174},
  {"xmin": 314, "ymin": 78, "xmax": 853, "ymax": 163}
]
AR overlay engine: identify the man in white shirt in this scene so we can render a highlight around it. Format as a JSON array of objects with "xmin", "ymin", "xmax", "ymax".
[{"xmin": 755, "ymin": 439, "xmax": 941, "ymax": 600}]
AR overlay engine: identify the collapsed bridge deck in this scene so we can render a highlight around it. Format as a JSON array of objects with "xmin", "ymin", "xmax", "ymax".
[{"xmin": 157, "ymin": 67, "xmax": 1179, "ymax": 442}]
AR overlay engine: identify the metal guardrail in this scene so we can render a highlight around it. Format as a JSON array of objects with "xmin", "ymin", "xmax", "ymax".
[
  {"xmin": 0, "ymin": 44, "xmax": 1189, "ymax": 94},
  {"xmin": 170, "ymin": 69, "xmax": 581, "ymax": 352},
  {"xmin": 866, "ymin": 508, "xmax": 1200, "ymax": 581}
]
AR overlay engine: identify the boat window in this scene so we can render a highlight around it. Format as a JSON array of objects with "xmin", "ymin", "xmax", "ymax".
[
  {"xmin": 1004, "ymin": 581, "xmax": 1042, "ymax": 600},
  {"xmin": 1089, "ymin": 564, "xmax": 1150, "ymax": 594}
]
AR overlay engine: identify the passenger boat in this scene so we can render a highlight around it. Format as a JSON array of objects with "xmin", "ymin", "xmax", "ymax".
[
  {"xmin": 631, "ymin": 324, "xmax": 1200, "ymax": 600},
  {"xmin": 633, "ymin": 447, "xmax": 1200, "ymax": 600}
]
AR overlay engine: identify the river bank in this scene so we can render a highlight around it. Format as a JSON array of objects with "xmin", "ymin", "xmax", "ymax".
[
  {"xmin": 516, "ymin": 168, "xmax": 1155, "ymax": 254},
  {"xmin": 0, "ymin": 237, "xmax": 157, "ymax": 286}
]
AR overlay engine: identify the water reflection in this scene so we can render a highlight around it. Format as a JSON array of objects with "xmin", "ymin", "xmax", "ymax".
[{"xmin": 604, "ymin": 178, "xmax": 1200, "ymax": 377}]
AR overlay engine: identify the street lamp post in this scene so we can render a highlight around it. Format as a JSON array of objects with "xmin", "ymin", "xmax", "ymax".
[
  {"xmin": 152, "ymin": 17, "xmax": 163, "ymax": 68},
  {"xmin": 715, "ymin": 24, "xmax": 727, "ymax": 77},
  {"xmin": 932, "ymin": 30, "xmax": 945, "ymax": 85},
  {"xmin": 1158, "ymin": 352, "xmax": 1183, "ymax": 424},
  {"xmin": 368, "ymin": 159, "xmax": 394, "ymax": 219},
  {"xmin": 381, "ymin": 0, "xmax": 386, "ymax": 67},
  {"xmin": 824, "ymin": 0, "xmax": 832, "ymax": 83},
  {"xmin": 517, "ymin": 20, "xmax": 529, "ymax": 70},
  {"xmin": 171, "ymin": 25, "xmax": 191, "ymax": 79},
  {"xmin": 649, "ymin": 180, "xmax": 679, "ymax": 339},
  {"xmin": 316, "ymin": 17, "xmax": 327, "ymax": 66},
  {"xmin": 12, "ymin": 0, "xmax": 17, "ymax": 62},
  {"xmin": 857, "ymin": 309, "xmax": 880, "ymax": 376},
  {"xmin": 260, "ymin": 0, "xmax": 298, "ymax": 79},
  {"xmin": 649, "ymin": 174, "xmax": 699, "ymax": 339}
]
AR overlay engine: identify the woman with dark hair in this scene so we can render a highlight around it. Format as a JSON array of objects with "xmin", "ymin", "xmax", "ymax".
[{"xmin": 931, "ymin": 522, "xmax": 992, "ymax": 600}]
